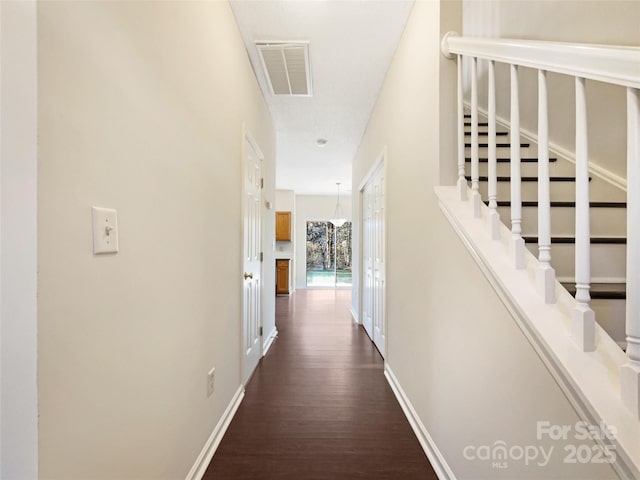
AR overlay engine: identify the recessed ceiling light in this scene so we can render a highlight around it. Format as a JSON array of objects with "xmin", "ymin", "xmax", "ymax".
[{"xmin": 317, "ymin": 138, "xmax": 328, "ymax": 147}]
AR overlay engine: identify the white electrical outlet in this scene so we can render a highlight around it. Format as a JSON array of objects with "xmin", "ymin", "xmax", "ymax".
[{"xmin": 207, "ymin": 367, "xmax": 215, "ymax": 397}]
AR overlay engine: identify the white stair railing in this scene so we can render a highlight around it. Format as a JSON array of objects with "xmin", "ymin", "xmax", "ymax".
[
  {"xmin": 441, "ymin": 35, "xmax": 640, "ymax": 419},
  {"xmin": 510, "ymin": 65, "xmax": 525, "ymax": 269},
  {"xmin": 536, "ymin": 69, "xmax": 556, "ymax": 304},
  {"xmin": 456, "ymin": 54, "xmax": 467, "ymax": 201},
  {"xmin": 573, "ymin": 76, "xmax": 596, "ymax": 352},
  {"xmin": 622, "ymin": 86, "xmax": 640, "ymax": 419},
  {"xmin": 470, "ymin": 57, "xmax": 481, "ymax": 217},
  {"xmin": 487, "ymin": 60, "xmax": 500, "ymax": 240}
]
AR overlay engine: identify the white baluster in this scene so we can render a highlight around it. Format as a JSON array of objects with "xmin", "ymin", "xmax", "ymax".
[
  {"xmin": 470, "ymin": 57, "xmax": 481, "ymax": 217},
  {"xmin": 487, "ymin": 60, "xmax": 500, "ymax": 240},
  {"xmin": 572, "ymin": 77, "xmax": 595, "ymax": 352},
  {"xmin": 621, "ymin": 87, "xmax": 640, "ymax": 419},
  {"xmin": 457, "ymin": 55, "xmax": 467, "ymax": 201},
  {"xmin": 536, "ymin": 70, "xmax": 556, "ymax": 303},
  {"xmin": 510, "ymin": 65, "xmax": 525, "ymax": 268}
]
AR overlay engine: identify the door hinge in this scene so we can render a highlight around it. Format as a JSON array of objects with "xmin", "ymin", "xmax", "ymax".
[
  {"xmin": 260, "ymin": 252, "xmax": 264, "ymax": 262},
  {"xmin": 260, "ymin": 177, "xmax": 264, "ymax": 189},
  {"xmin": 259, "ymin": 326, "xmax": 263, "ymax": 337}
]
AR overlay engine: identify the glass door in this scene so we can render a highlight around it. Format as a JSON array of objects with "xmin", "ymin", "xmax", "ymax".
[{"xmin": 306, "ymin": 221, "xmax": 352, "ymax": 287}]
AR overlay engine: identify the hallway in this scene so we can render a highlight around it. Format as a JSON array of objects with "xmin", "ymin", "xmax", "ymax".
[{"xmin": 205, "ymin": 290, "xmax": 437, "ymax": 479}]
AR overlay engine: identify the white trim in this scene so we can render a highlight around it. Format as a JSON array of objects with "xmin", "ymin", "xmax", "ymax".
[
  {"xmin": 262, "ymin": 326, "xmax": 278, "ymax": 356},
  {"xmin": 357, "ymin": 146, "xmax": 387, "ymax": 192},
  {"xmin": 435, "ymin": 185, "xmax": 639, "ymax": 479},
  {"xmin": 384, "ymin": 365, "xmax": 457, "ymax": 480},
  {"xmin": 240, "ymin": 124, "xmax": 265, "ymax": 386},
  {"xmin": 470, "ymin": 102, "xmax": 628, "ymax": 192},
  {"xmin": 445, "ymin": 35, "xmax": 640, "ymax": 89},
  {"xmin": 184, "ymin": 385, "xmax": 245, "ymax": 480},
  {"xmin": 350, "ymin": 307, "xmax": 359, "ymax": 324},
  {"xmin": 0, "ymin": 2, "xmax": 39, "ymax": 478},
  {"xmin": 358, "ymin": 148, "xmax": 387, "ymax": 355}
]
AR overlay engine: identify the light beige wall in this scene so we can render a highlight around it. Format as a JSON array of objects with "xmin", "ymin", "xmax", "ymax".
[
  {"xmin": 463, "ymin": 0, "xmax": 640, "ymax": 180},
  {"xmin": 37, "ymin": 2, "xmax": 275, "ymax": 479},
  {"xmin": 352, "ymin": 1, "xmax": 616, "ymax": 478}
]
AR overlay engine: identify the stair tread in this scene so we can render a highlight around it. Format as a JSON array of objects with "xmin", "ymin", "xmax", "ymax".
[
  {"xmin": 467, "ymin": 175, "xmax": 583, "ymax": 182},
  {"xmin": 465, "ymin": 131, "xmax": 509, "ymax": 136},
  {"xmin": 492, "ymin": 200, "xmax": 627, "ymax": 208},
  {"xmin": 465, "ymin": 143, "xmax": 530, "ymax": 148},
  {"xmin": 465, "ymin": 158, "xmax": 558, "ymax": 163},
  {"xmin": 523, "ymin": 236, "xmax": 627, "ymax": 244},
  {"xmin": 561, "ymin": 282, "xmax": 626, "ymax": 299}
]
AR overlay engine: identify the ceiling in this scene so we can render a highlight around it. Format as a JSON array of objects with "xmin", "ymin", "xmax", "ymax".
[{"xmin": 230, "ymin": 0, "xmax": 414, "ymax": 195}]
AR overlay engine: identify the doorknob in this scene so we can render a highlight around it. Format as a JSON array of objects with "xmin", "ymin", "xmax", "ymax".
[{"xmin": 244, "ymin": 272, "xmax": 253, "ymax": 280}]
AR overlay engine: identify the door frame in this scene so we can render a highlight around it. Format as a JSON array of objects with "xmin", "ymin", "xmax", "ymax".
[
  {"xmin": 240, "ymin": 125, "xmax": 264, "ymax": 385},
  {"xmin": 358, "ymin": 148, "xmax": 387, "ymax": 356},
  {"xmin": 0, "ymin": 1, "xmax": 39, "ymax": 476}
]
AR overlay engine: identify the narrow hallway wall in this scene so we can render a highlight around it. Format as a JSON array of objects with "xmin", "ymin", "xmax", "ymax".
[
  {"xmin": 37, "ymin": 2, "xmax": 275, "ymax": 478},
  {"xmin": 352, "ymin": 1, "xmax": 618, "ymax": 478}
]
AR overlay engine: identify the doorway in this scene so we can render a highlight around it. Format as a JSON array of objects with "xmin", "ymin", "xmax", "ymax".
[
  {"xmin": 306, "ymin": 221, "xmax": 352, "ymax": 287},
  {"xmin": 242, "ymin": 131, "xmax": 263, "ymax": 385}
]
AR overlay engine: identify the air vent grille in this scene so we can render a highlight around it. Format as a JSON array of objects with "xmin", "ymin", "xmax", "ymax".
[{"xmin": 256, "ymin": 42, "xmax": 312, "ymax": 96}]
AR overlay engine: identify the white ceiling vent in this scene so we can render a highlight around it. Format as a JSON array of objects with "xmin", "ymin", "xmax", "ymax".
[{"xmin": 256, "ymin": 42, "xmax": 312, "ymax": 96}]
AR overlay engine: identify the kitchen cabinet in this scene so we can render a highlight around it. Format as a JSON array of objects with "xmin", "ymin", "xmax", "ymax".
[
  {"xmin": 276, "ymin": 259, "xmax": 290, "ymax": 295},
  {"xmin": 275, "ymin": 211, "xmax": 291, "ymax": 241}
]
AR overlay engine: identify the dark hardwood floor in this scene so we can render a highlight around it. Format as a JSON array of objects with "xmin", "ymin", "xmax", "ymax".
[{"xmin": 204, "ymin": 289, "xmax": 437, "ymax": 479}]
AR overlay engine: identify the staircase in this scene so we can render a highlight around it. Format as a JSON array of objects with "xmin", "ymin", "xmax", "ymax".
[
  {"xmin": 438, "ymin": 34, "xmax": 640, "ymax": 477},
  {"xmin": 463, "ymin": 113, "xmax": 628, "ymax": 348}
]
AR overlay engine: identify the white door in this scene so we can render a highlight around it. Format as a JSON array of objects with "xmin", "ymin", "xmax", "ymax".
[
  {"xmin": 361, "ymin": 162, "xmax": 385, "ymax": 357},
  {"xmin": 372, "ymin": 168, "xmax": 385, "ymax": 357},
  {"xmin": 242, "ymin": 136, "xmax": 262, "ymax": 384}
]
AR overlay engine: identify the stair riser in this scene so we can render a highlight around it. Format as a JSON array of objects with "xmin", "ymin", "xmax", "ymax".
[
  {"xmin": 525, "ymin": 243, "xmax": 626, "ymax": 279},
  {"xmin": 474, "ymin": 179, "xmax": 626, "ymax": 202},
  {"xmin": 466, "ymin": 161, "xmax": 575, "ymax": 178},
  {"xmin": 467, "ymin": 146, "xmax": 538, "ymax": 156},
  {"xmin": 495, "ymin": 206, "xmax": 627, "ymax": 237}
]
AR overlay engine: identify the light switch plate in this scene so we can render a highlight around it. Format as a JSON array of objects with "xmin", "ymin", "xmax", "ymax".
[{"xmin": 92, "ymin": 207, "xmax": 118, "ymax": 254}]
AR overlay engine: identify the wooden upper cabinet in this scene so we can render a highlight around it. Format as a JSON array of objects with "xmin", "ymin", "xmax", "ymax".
[{"xmin": 275, "ymin": 211, "xmax": 292, "ymax": 241}]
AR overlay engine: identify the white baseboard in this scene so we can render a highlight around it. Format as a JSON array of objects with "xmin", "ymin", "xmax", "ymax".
[
  {"xmin": 384, "ymin": 364, "xmax": 457, "ymax": 480},
  {"xmin": 263, "ymin": 327, "xmax": 278, "ymax": 355},
  {"xmin": 350, "ymin": 307, "xmax": 360, "ymax": 324},
  {"xmin": 185, "ymin": 385, "xmax": 245, "ymax": 480}
]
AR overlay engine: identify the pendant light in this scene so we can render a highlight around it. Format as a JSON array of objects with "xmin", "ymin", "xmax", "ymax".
[{"xmin": 330, "ymin": 182, "xmax": 347, "ymax": 227}]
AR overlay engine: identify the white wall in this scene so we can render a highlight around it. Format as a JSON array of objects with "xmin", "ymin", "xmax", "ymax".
[
  {"xmin": 294, "ymin": 194, "xmax": 352, "ymax": 290},
  {"xmin": 351, "ymin": 1, "xmax": 616, "ymax": 478},
  {"xmin": 463, "ymin": 0, "xmax": 640, "ymax": 181},
  {"xmin": 37, "ymin": 2, "xmax": 275, "ymax": 479},
  {"xmin": 261, "ymin": 149, "xmax": 277, "ymax": 352},
  {"xmin": 0, "ymin": 1, "xmax": 38, "ymax": 478}
]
